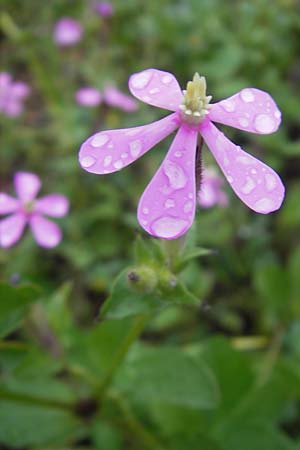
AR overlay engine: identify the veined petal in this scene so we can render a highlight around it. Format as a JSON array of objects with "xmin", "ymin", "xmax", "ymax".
[
  {"xmin": 129, "ymin": 69, "xmax": 183, "ymax": 111},
  {"xmin": 0, "ymin": 213, "xmax": 26, "ymax": 247},
  {"xmin": 209, "ymin": 88, "xmax": 281, "ymax": 134},
  {"xmin": 29, "ymin": 214, "xmax": 62, "ymax": 248},
  {"xmin": 0, "ymin": 193, "xmax": 20, "ymax": 214},
  {"xmin": 34, "ymin": 194, "xmax": 69, "ymax": 217},
  {"xmin": 138, "ymin": 124, "xmax": 198, "ymax": 239},
  {"xmin": 199, "ymin": 120, "xmax": 285, "ymax": 214},
  {"xmin": 79, "ymin": 113, "xmax": 179, "ymax": 174},
  {"xmin": 14, "ymin": 172, "xmax": 41, "ymax": 203}
]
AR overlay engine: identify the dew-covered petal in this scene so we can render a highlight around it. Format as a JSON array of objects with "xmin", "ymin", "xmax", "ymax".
[
  {"xmin": 0, "ymin": 213, "xmax": 27, "ymax": 247},
  {"xmin": 138, "ymin": 125, "xmax": 198, "ymax": 239},
  {"xmin": 29, "ymin": 214, "xmax": 62, "ymax": 248},
  {"xmin": 0, "ymin": 193, "xmax": 20, "ymax": 215},
  {"xmin": 129, "ymin": 69, "xmax": 183, "ymax": 111},
  {"xmin": 199, "ymin": 120, "xmax": 285, "ymax": 213},
  {"xmin": 34, "ymin": 194, "xmax": 69, "ymax": 217},
  {"xmin": 209, "ymin": 88, "xmax": 281, "ymax": 134},
  {"xmin": 14, "ymin": 172, "xmax": 41, "ymax": 202},
  {"xmin": 79, "ymin": 113, "xmax": 179, "ymax": 174}
]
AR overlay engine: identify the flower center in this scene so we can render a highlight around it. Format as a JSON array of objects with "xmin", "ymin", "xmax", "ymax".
[
  {"xmin": 24, "ymin": 201, "xmax": 34, "ymax": 213},
  {"xmin": 180, "ymin": 73, "xmax": 212, "ymax": 125}
]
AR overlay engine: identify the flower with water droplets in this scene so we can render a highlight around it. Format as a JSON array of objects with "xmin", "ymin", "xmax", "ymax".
[
  {"xmin": 53, "ymin": 17, "xmax": 83, "ymax": 47},
  {"xmin": 198, "ymin": 167, "xmax": 228, "ymax": 209},
  {"xmin": 0, "ymin": 72, "xmax": 30, "ymax": 118},
  {"xmin": 79, "ymin": 68, "xmax": 285, "ymax": 240},
  {"xmin": 0, "ymin": 172, "xmax": 69, "ymax": 248}
]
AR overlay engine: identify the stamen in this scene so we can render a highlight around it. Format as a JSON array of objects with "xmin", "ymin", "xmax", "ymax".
[{"xmin": 180, "ymin": 73, "xmax": 212, "ymax": 125}]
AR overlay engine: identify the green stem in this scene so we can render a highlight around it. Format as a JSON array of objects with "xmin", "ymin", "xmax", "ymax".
[
  {"xmin": 109, "ymin": 389, "xmax": 164, "ymax": 450},
  {"xmin": 0, "ymin": 388, "xmax": 72, "ymax": 411},
  {"xmin": 96, "ymin": 314, "xmax": 149, "ymax": 398}
]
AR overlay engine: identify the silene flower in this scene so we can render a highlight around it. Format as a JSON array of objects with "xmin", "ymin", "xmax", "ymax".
[
  {"xmin": 53, "ymin": 17, "xmax": 83, "ymax": 47},
  {"xmin": 94, "ymin": 1, "xmax": 114, "ymax": 18},
  {"xmin": 79, "ymin": 68, "xmax": 285, "ymax": 240},
  {"xmin": 75, "ymin": 85, "xmax": 137, "ymax": 112},
  {"xmin": 0, "ymin": 172, "xmax": 69, "ymax": 248},
  {"xmin": 198, "ymin": 167, "xmax": 228, "ymax": 209},
  {"xmin": 0, "ymin": 72, "xmax": 30, "ymax": 118}
]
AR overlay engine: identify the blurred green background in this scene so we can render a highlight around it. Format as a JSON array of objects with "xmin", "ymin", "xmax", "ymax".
[{"xmin": 1, "ymin": 0, "xmax": 300, "ymax": 449}]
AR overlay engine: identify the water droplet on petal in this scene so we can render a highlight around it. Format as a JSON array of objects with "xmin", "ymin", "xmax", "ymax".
[
  {"xmin": 183, "ymin": 200, "xmax": 193, "ymax": 213},
  {"xmin": 240, "ymin": 88, "xmax": 255, "ymax": 103},
  {"xmin": 143, "ymin": 95, "xmax": 151, "ymax": 102},
  {"xmin": 254, "ymin": 197, "xmax": 274, "ymax": 212},
  {"xmin": 265, "ymin": 173, "xmax": 277, "ymax": 191},
  {"xmin": 131, "ymin": 71, "xmax": 152, "ymax": 89},
  {"xmin": 162, "ymin": 75, "xmax": 172, "ymax": 84},
  {"xmin": 274, "ymin": 110, "xmax": 281, "ymax": 119},
  {"xmin": 129, "ymin": 140, "xmax": 142, "ymax": 157},
  {"xmin": 227, "ymin": 175, "xmax": 233, "ymax": 183},
  {"xmin": 91, "ymin": 133, "xmax": 109, "ymax": 148},
  {"xmin": 149, "ymin": 88, "xmax": 160, "ymax": 94},
  {"xmin": 174, "ymin": 151, "xmax": 183, "ymax": 158},
  {"xmin": 103, "ymin": 155, "xmax": 112, "ymax": 167},
  {"xmin": 239, "ymin": 117, "xmax": 249, "ymax": 128},
  {"xmin": 221, "ymin": 100, "xmax": 235, "ymax": 112},
  {"xmin": 254, "ymin": 114, "xmax": 276, "ymax": 133},
  {"xmin": 163, "ymin": 160, "xmax": 187, "ymax": 190},
  {"xmin": 113, "ymin": 160, "xmax": 123, "ymax": 170},
  {"xmin": 142, "ymin": 207, "xmax": 149, "ymax": 214},
  {"xmin": 241, "ymin": 177, "xmax": 256, "ymax": 194},
  {"xmin": 121, "ymin": 153, "xmax": 128, "ymax": 159},
  {"xmin": 81, "ymin": 155, "xmax": 96, "ymax": 168},
  {"xmin": 164, "ymin": 199, "xmax": 175, "ymax": 209},
  {"xmin": 151, "ymin": 216, "xmax": 189, "ymax": 239}
]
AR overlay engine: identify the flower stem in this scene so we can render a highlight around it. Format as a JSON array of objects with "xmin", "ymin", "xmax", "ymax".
[
  {"xmin": 0, "ymin": 388, "xmax": 72, "ymax": 411},
  {"xmin": 96, "ymin": 314, "xmax": 149, "ymax": 399}
]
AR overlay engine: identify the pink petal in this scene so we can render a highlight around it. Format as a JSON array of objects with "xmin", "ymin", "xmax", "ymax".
[
  {"xmin": 209, "ymin": 88, "xmax": 281, "ymax": 134},
  {"xmin": 138, "ymin": 124, "xmax": 198, "ymax": 239},
  {"xmin": 29, "ymin": 214, "xmax": 62, "ymax": 248},
  {"xmin": 75, "ymin": 87, "xmax": 102, "ymax": 107},
  {"xmin": 11, "ymin": 82, "xmax": 30, "ymax": 99},
  {"xmin": 0, "ymin": 193, "xmax": 20, "ymax": 214},
  {"xmin": 128, "ymin": 69, "xmax": 183, "ymax": 111},
  {"xmin": 0, "ymin": 213, "xmax": 26, "ymax": 247},
  {"xmin": 14, "ymin": 172, "xmax": 41, "ymax": 203},
  {"xmin": 199, "ymin": 120, "xmax": 285, "ymax": 214},
  {"xmin": 79, "ymin": 113, "xmax": 179, "ymax": 174},
  {"xmin": 103, "ymin": 86, "xmax": 137, "ymax": 112},
  {"xmin": 34, "ymin": 194, "xmax": 69, "ymax": 217}
]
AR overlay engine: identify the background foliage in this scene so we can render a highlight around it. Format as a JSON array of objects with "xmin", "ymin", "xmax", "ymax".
[{"xmin": 1, "ymin": 0, "xmax": 300, "ymax": 449}]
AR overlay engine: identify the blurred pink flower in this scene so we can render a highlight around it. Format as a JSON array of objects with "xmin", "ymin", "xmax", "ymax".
[
  {"xmin": 75, "ymin": 87, "xmax": 102, "ymax": 107},
  {"xmin": 79, "ymin": 69, "xmax": 284, "ymax": 240},
  {"xmin": 0, "ymin": 172, "xmax": 69, "ymax": 248},
  {"xmin": 75, "ymin": 85, "xmax": 137, "ymax": 111},
  {"xmin": 0, "ymin": 72, "xmax": 30, "ymax": 118},
  {"xmin": 53, "ymin": 17, "xmax": 82, "ymax": 47},
  {"xmin": 103, "ymin": 86, "xmax": 137, "ymax": 112},
  {"xmin": 198, "ymin": 167, "xmax": 228, "ymax": 208},
  {"xmin": 94, "ymin": 2, "xmax": 114, "ymax": 17}
]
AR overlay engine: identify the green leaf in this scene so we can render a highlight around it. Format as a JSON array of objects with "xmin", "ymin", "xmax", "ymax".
[
  {"xmin": 0, "ymin": 282, "xmax": 41, "ymax": 338},
  {"xmin": 115, "ymin": 345, "xmax": 219, "ymax": 409},
  {"xmin": 0, "ymin": 399, "xmax": 81, "ymax": 447}
]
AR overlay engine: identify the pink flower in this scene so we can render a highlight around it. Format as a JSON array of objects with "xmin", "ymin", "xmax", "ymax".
[
  {"xmin": 94, "ymin": 2, "xmax": 114, "ymax": 17},
  {"xmin": 0, "ymin": 72, "xmax": 30, "ymax": 118},
  {"xmin": 0, "ymin": 172, "xmax": 69, "ymax": 248},
  {"xmin": 53, "ymin": 18, "xmax": 82, "ymax": 47},
  {"xmin": 198, "ymin": 167, "xmax": 228, "ymax": 209},
  {"xmin": 79, "ymin": 69, "xmax": 285, "ymax": 240},
  {"xmin": 103, "ymin": 86, "xmax": 137, "ymax": 112},
  {"xmin": 75, "ymin": 87, "xmax": 102, "ymax": 107}
]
